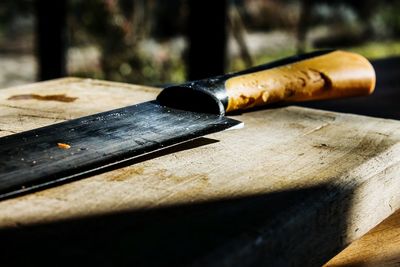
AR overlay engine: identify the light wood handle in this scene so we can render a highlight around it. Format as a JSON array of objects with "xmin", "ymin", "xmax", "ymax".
[{"xmin": 225, "ymin": 50, "xmax": 376, "ymax": 112}]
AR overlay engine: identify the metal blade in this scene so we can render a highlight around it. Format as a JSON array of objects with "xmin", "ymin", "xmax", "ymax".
[{"xmin": 0, "ymin": 101, "xmax": 240, "ymax": 199}]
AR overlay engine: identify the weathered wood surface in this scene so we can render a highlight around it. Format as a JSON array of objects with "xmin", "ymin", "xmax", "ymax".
[
  {"xmin": 1, "ymin": 78, "xmax": 400, "ymax": 266},
  {"xmin": 325, "ymin": 208, "xmax": 400, "ymax": 266}
]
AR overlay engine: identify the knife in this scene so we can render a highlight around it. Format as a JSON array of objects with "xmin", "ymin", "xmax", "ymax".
[{"xmin": 0, "ymin": 50, "xmax": 375, "ymax": 200}]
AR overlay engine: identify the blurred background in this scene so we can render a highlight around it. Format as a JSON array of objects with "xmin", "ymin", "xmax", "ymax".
[{"xmin": 0, "ymin": 0, "xmax": 399, "ymax": 88}]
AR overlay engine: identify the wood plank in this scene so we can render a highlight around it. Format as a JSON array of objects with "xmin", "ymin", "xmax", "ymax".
[
  {"xmin": 325, "ymin": 208, "xmax": 400, "ymax": 266},
  {"xmin": 1, "ymin": 78, "xmax": 400, "ymax": 266}
]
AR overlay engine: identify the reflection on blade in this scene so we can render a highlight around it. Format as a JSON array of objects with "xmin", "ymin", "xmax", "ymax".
[{"xmin": 0, "ymin": 101, "xmax": 240, "ymax": 199}]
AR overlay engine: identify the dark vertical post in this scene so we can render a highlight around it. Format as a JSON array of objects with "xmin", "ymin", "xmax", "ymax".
[
  {"xmin": 297, "ymin": 0, "xmax": 311, "ymax": 54},
  {"xmin": 187, "ymin": 0, "xmax": 228, "ymax": 80},
  {"xmin": 35, "ymin": 0, "xmax": 67, "ymax": 81}
]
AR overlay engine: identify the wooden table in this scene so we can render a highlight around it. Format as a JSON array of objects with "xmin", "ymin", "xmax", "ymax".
[{"xmin": 1, "ymin": 78, "xmax": 400, "ymax": 266}]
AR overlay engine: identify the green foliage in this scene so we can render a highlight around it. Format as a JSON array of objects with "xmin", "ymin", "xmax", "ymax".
[{"xmin": 348, "ymin": 41, "xmax": 400, "ymax": 59}]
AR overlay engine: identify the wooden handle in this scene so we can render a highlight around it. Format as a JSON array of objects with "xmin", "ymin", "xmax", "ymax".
[
  {"xmin": 225, "ymin": 50, "xmax": 375, "ymax": 112},
  {"xmin": 157, "ymin": 50, "xmax": 376, "ymax": 115}
]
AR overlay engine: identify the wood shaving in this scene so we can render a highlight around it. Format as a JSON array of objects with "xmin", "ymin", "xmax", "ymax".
[{"xmin": 57, "ymin": 143, "xmax": 71, "ymax": 149}]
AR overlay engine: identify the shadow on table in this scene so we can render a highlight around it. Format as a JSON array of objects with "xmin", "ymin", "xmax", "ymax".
[{"xmin": 0, "ymin": 184, "xmax": 355, "ymax": 267}]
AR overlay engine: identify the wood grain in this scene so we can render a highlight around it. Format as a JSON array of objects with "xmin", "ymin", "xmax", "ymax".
[
  {"xmin": 325, "ymin": 208, "xmax": 400, "ymax": 266},
  {"xmin": 0, "ymin": 78, "xmax": 400, "ymax": 266},
  {"xmin": 225, "ymin": 51, "xmax": 375, "ymax": 112}
]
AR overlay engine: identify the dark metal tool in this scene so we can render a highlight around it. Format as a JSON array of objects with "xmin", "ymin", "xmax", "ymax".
[{"xmin": 0, "ymin": 50, "xmax": 376, "ymax": 199}]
